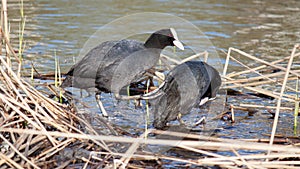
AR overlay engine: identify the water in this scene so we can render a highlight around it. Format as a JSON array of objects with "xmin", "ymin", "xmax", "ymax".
[
  {"xmin": 9, "ymin": 0, "xmax": 299, "ymax": 69},
  {"xmin": 6, "ymin": 0, "xmax": 300, "ymax": 161}
]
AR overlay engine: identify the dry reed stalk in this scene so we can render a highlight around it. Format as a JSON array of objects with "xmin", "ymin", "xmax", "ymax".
[
  {"xmin": 0, "ymin": 36, "xmax": 111, "ymax": 168},
  {"xmin": 2, "ymin": 32, "xmax": 21, "ymax": 63},
  {"xmin": 160, "ymin": 54, "xmax": 180, "ymax": 64},
  {"xmin": 268, "ymin": 44, "xmax": 299, "ymax": 155},
  {"xmin": 294, "ymin": 77, "xmax": 299, "ymax": 135},
  {"xmin": 201, "ymin": 153, "xmax": 300, "ymax": 161},
  {"xmin": 226, "ymin": 52, "xmax": 300, "ymax": 78},
  {"xmin": 96, "ymin": 146, "xmax": 300, "ymax": 168},
  {"xmin": 108, "ymin": 149, "xmax": 300, "ymax": 169},
  {"xmin": 226, "ymin": 55, "xmax": 298, "ymax": 93},
  {"xmin": 224, "ymin": 70, "xmax": 300, "ymax": 85},
  {"xmin": 231, "ymin": 148, "xmax": 255, "ymax": 169},
  {"xmin": 223, "ymin": 77, "xmax": 298, "ymax": 91},
  {"xmin": 238, "ymin": 104, "xmax": 293, "ymax": 111},
  {"xmin": 160, "ymin": 51, "xmax": 208, "ymax": 66},
  {"xmin": 180, "ymin": 51, "xmax": 208, "ymax": 64},
  {"xmin": 119, "ymin": 130, "xmax": 152, "ymax": 168},
  {"xmin": 224, "ymin": 76, "xmax": 295, "ymax": 102},
  {"xmin": 178, "ymin": 144, "xmax": 225, "ymax": 158},
  {"xmin": 230, "ymin": 105, "xmax": 235, "ymax": 122},
  {"xmin": 0, "ymin": 75, "xmax": 56, "ymax": 145},
  {"xmin": 0, "ymin": 134, "xmax": 40, "ymax": 169},
  {"xmin": 2, "ymin": 128, "xmax": 300, "ymax": 154},
  {"xmin": 223, "ymin": 47, "xmax": 300, "ymax": 77},
  {"xmin": 221, "ymin": 77, "xmax": 298, "ymax": 95},
  {"xmin": 223, "ymin": 48, "xmax": 295, "ymax": 102},
  {"xmin": 2, "ymin": 0, "xmax": 10, "ymax": 66},
  {"xmin": 0, "ymin": 152, "xmax": 23, "ymax": 169}
]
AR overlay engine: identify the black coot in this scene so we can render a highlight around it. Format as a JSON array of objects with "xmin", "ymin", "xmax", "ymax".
[
  {"xmin": 61, "ymin": 28, "xmax": 184, "ymax": 117},
  {"xmin": 152, "ymin": 61, "xmax": 221, "ymax": 129}
]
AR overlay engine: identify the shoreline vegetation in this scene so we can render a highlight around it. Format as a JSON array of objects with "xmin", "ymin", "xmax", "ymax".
[{"xmin": 1, "ymin": 0, "xmax": 300, "ymax": 168}]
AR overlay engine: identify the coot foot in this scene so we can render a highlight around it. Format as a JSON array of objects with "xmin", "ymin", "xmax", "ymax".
[
  {"xmin": 177, "ymin": 113, "xmax": 186, "ymax": 126},
  {"xmin": 95, "ymin": 92, "xmax": 108, "ymax": 117}
]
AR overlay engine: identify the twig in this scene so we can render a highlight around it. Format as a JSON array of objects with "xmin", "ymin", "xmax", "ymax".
[
  {"xmin": 0, "ymin": 134, "xmax": 40, "ymax": 169},
  {"xmin": 226, "ymin": 52, "xmax": 300, "ymax": 78},
  {"xmin": 180, "ymin": 51, "xmax": 208, "ymax": 64},
  {"xmin": 119, "ymin": 130, "xmax": 152, "ymax": 167},
  {"xmin": 268, "ymin": 44, "xmax": 299, "ymax": 156},
  {"xmin": 239, "ymin": 104, "xmax": 293, "ymax": 111}
]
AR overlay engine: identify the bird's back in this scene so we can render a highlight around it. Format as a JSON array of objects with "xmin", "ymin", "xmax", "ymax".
[
  {"xmin": 61, "ymin": 39, "xmax": 147, "ymax": 90},
  {"xmin": 153, "ymin": 61, "xmax": 219, "ymax": 129},
  {"xmin": 94, "ymin": 39, "xmax": 161, "ymax": 93}
]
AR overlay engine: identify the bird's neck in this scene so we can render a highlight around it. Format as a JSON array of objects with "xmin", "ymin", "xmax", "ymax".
[{"xmin": 144, "ymin": 36, "xmax": 166, "ymax": 49}]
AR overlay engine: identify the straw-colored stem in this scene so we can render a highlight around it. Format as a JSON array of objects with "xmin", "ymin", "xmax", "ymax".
[
  {"xmin": 2, "ymin": 0, "xmax": 11, "ymax": 66},
  {"xmin": 268, "ymin": 44, "xmax": 299, "ymax": 156},
  {"xmin": 0, "ymin": 56, "xmax": 58, "ymax": 145},
  {"xmin": 223, "ymin": 77, "xmax": 298, "ymax": 94},
  {"xmin": 231, "ymin": 148, "xmax": 255, "ymax": 169},
  {"xmin": 2, "ymin": 128, "xmax": 300, "ymax": 153},
  {"xmin": 18, "ymin": 1, "xmax": 26, "ymax": 77},
  {"xmin": 223, "ymin": 47, "xmax": 231, "ymax": 76},
  {"xmin": 180, "ymin": 51, "xmax": 208, "ymax": 64},
  {"xmin": 54, "ymin": 50, "xmax": 58, "ymax": 88},
  {"xmin": 227, "ymin": 53, "xmax": 298, "ymax": 93},
  {"xmin": 227, "ymin": 52, "xmax": 300, "ymax": 78},
  {"xmin": 294, "ymin": 77, "xmax": 299, "ymax": 135},
  {"xmin": 145, "ymin": 79, "xmax": 150, "ymax": 138},
  {"xmin": 0, "ymin": 134, "xmax": 40, "ymax": 169},
  {"xmin": 224, "ymin": 76, "xmax": 295, "ymax": 102},
  {"xmin": 119, "ymin": 130, "xmax": 151, "ymax": 168},
  {"xmin": 239, "ymin": 104, "xmax": 293, "ymax": 111},
  {"xmin": 224, "ymin": 69, "xmax": 300, "ymax": 85},
  {"xmin": 160, "ymin": 54, "xmax": 180, "ymax": 64},
  {"xmin": 229, "ymin": 47, "xmax": 300, "ymax": 77},
  {"xmin": 0, "ymin": 152, "xmax": 23, "ymax": 169}
]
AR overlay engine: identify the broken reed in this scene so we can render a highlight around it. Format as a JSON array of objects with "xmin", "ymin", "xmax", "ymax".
[
  {"xmin": 294, "ymin": 77, "xmax": 299, "ymax": 135},
  {"xmin": 222, "ymin": 45, "xmax": 300, "ymax": 140},
  {"xmin": 17, "ymin": 0, "xmax": 26, "ymax": 77}
]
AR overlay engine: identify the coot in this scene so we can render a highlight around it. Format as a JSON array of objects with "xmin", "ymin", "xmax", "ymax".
[
  {"xmin": 61, "ymin": 28, "xmax": 184, "ymax": 117},
  {"xmin": 152, "ymin": 61, "xmax": 221, "ymax": 129}
]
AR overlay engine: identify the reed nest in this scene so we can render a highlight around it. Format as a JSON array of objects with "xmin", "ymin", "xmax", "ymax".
[{"xmin": 1, "ymin": 40, "xmax": 300, "ymax": 168}]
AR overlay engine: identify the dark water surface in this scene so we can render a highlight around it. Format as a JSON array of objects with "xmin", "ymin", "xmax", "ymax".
[{"xmin": 6, "ymin": 0, "xmax": 300, "ymax": 162}]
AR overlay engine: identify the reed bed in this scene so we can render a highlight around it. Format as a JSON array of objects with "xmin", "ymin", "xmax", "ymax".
[
  {"xmin": 1, "ymin": 0, "xmax": 300, "ymax": 168},
  {"xmin": 222, "ymin": 45, "xmax": 300, "ymax": 145},
  {"xmin": 1, "ymin": 42, "xmax": 300, "ymax": 168}
]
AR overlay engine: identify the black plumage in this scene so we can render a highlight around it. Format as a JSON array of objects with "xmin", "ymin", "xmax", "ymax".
[
  {"xmin": 61, "ymin": 28, "xmax": 184, "ymax": 116},
  {"xmin": 152, "ymin": 61, "xmax": 221, "ymax": 129}
]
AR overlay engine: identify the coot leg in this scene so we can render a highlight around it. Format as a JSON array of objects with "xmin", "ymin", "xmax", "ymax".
[
  {"xmin": 95, "ymin": 91, "xmax": 108, "ymax": 117},
  {"xmin": 177, "ymin": 113, "xmax": 186, "ymax": 126},
  {"xmin": 80, "ymin": 89, "xmax": 93, "ymax": 98},
  {"xmin": 80, "ymin": 89, "xmax": 83, "ymax": 98}
]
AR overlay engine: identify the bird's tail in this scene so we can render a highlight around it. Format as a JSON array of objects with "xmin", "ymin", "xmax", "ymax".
[{"xmin": 60, "ymin": 76, "xmax": 73, "ymax": 88}]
